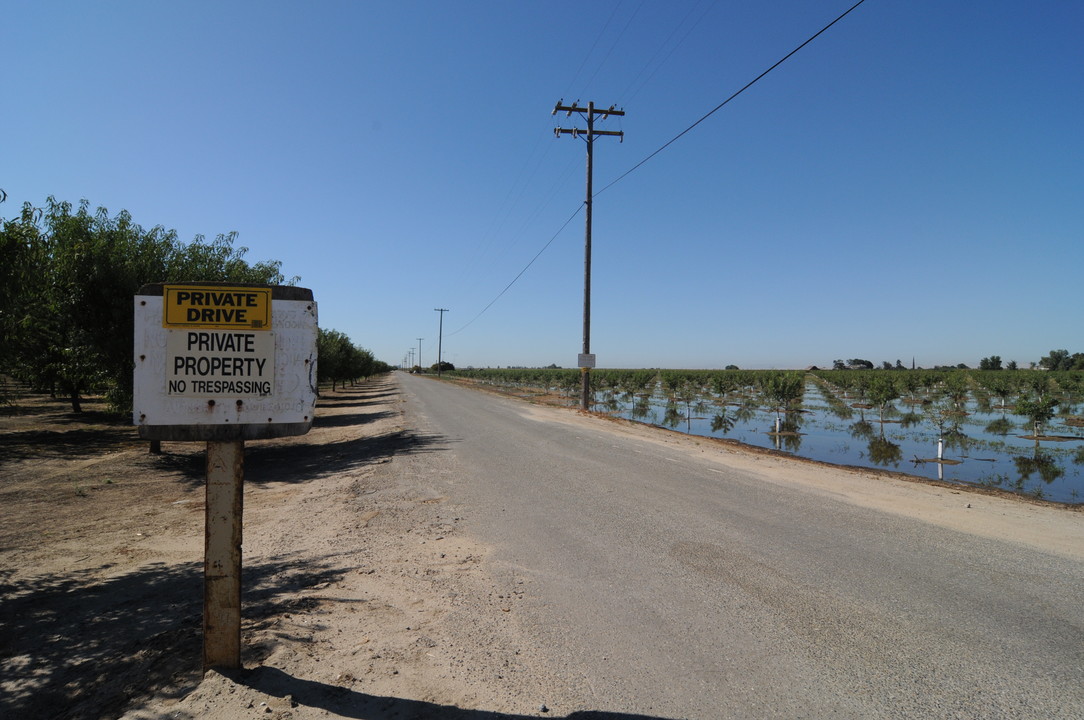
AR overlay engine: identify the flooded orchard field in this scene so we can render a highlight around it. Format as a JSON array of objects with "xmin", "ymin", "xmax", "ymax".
[{"xmin": 448, "ymin": 368, "xmax": 1084, "ymax": 504}]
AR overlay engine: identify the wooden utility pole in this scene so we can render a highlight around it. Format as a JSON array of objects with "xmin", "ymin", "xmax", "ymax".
[
  {"xmin": 553, "ymin": 100, "xmax": 624, "ymax": 410},
  {"xmin": 434, "ymin": 308, "xmax": 448, "ymax": 375}
]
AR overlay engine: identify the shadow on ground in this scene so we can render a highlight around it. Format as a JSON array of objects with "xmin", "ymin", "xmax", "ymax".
[
  {"xmin": 137, "ymin": 378, "xmax": 442, "ymax": 487},
  {"xmin": 219, "ymin": 666, "xmax": 683, "ymax": 720},
  {"xmin": 0, "ymin": 550, "xmax": 352, "ymax": 720},
  {"xmin": 2, "ymin": 544, "xmax": 673, "ymax": 719},
  {"xmin": 0, "ymin": 376, "xmax": 455, "ymax": 718},
  {"xmin": 0, "ymin": 427, "xmax": 141, "ymax": 463},
  {"xmin": 246, "ymin": 426, "xmax": 446, "ymax": 486},
  {"xmin": 315, "ymin": 388, "xmax": 398, "ymax": 409}
]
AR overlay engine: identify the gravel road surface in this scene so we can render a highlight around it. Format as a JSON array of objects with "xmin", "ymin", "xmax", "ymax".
[{"xmin": 396, "ymin": 372, "xmax": 1084, "ymax": 719}]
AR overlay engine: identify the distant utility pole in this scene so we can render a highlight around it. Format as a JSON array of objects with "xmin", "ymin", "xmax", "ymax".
[
  {"xmin": 553, "ymin": 99, "xmax": 624, "ymax": 411},
  {"xmin": 434, "ymin": 308, "xmax": 449, "ymax": 375},
  {"xmin": 417, "ymin": 338, "xmax": 424, "ymax": 372}
]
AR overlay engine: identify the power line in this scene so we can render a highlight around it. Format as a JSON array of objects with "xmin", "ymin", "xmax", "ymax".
[
  {"xmin": 449, "ymin": 0, "xmax": 868, "ymax": 339},
  {"xmin": 447, "ymin": 204, "xmax": 584, "ymax": 337},
  {"xmin": 617, "ymin": 0, "xmax": 715, "ymax": 107},
  {"xmin": 597, "ymin": 0, "xmax": 869, "ymax": 198},
  {"xmin": 563, "ymin": 1, "xmax": 623, "ymax": 101}
]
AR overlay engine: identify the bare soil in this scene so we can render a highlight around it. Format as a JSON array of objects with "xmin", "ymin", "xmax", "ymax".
[
  {"xmin": 1, "ymin": 377, "xmax": 565, "ymax": 719},
  {"xmin": 2, "ymin": 375, "xmax": 1082, "ymax": 720}
]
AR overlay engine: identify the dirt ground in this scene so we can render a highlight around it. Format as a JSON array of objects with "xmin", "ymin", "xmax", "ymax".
[
  {"xmin": 1, "ymin": 376, "xmax": 566, "ymax": 719},
  {"xmin": 2, "ymin": 375, "xmax": 1082, "ymax": 720}
]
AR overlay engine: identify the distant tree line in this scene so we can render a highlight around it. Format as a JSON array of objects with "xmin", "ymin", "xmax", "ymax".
[
  {"xmin": 1036, "ymin": 349, "xmax": 1084, "ymax": 372},
  {"xmin": 833, "ymin": 351, "xmax": 1083, "ymax": 372},
  {"xmin": 317, "ymin": 328, "xmax": 390, "ymax": 390}
]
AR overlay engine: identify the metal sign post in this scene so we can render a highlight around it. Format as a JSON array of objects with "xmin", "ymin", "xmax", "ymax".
[{"xmin": 133, "ymin": 282, "xmax": 317, "ymax": 672}]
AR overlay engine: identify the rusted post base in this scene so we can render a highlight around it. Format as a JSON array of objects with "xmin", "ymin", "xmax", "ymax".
[{"xmin": 204, "ymin": 439, "xmax": 244, "ymax": 672}]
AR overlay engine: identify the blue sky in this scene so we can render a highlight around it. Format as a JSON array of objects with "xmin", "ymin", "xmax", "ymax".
[{"xmin": 4, "ymin": 1, "xmax": 1081, "ymax": 370}]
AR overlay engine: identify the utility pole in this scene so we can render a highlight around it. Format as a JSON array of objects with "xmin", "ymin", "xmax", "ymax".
[
  {"xmin": 553, "ymin": 99, "xmax": 624, "ymax": 411},
  {"xmin": 417, "ymin": 338, "xmax": 423, "ymax": 372},
  {"xmin": 434, "ymin": 308, "xmax": 449, "ymax": 375}
]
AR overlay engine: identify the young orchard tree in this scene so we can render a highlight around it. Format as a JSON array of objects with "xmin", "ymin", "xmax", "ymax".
[
  {"xmin": 980, "ymin": 374, "xmax": 1017, "ymax": 411},
  {"xmin": 759, "ymin": 372, "xmax": 805, "ymax": 423},
  {"xmin": 941, "ymin": 372, "xmax": 971, "ymax": 412},
  {"xmin": 866, "ymin": 374, "xmax": 901, "ymax": 428},
  {"xmin": 1015, "ymin": 392, "xmax": 1058, "ymax": 440}
]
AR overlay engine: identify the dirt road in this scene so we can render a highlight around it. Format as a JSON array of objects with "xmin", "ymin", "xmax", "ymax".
[{"xmin": 2, "ymin": 374, "xmax": 1082, "ymax": 719}]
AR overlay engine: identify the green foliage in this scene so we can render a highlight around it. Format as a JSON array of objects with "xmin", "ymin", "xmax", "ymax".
[
  {"xmin": 757, "ymin": 371, "xmax": 805, "ymax": 419},
  {"xmin": 317, "ymin": 328, "xmax": 382, "ymax": 390},
  {"xmin": 866, "ymin": 374, "xmax": 900, "ymax": 425},
  {"xmin": 0, "ymin": 196, "xmax": 296, "ymax": 412},
  {"xmin": 1015, "ymin": 393, "xmax": 1058, "ymax": 437},
  {"xmin": 941, "ymin": 372, "xmax": 971, "ymax": 411},
  {"xmin": 1040, "ymin": 349, "xmax": 1071, "ymax": 372}
]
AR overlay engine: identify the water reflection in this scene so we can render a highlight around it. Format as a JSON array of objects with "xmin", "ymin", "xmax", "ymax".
[
  {"xmin": 850, "ymin": 420, "xmax": 875, "ymax": 440},
  {"xmin": 711, "ymin": 412, "xmax": 734, "ymax": 434},
  {"xmin": 597, "ymin": 377, "xmax": 1084, "ymax": 503},
  {"xmin": 662, "ymin": 402, "xmax": 684, "ymax": 430},
  {"xmin": 943, "ymin": 427, "xmax": 973, "ymax": 455},
  {"xmin": 1014, "ymin": 450, "xmax": 1065, "ymax": 485},
  {"xmin": 974, "ymin": 393, "xmax": 994, "ymax": 414},
  {"xmin": 733, "ymin": 402, "xmax": 758, "ymax": 423},
  {"xmin": 899, "ymin": 411, "xmax": 924, "ymax": 429},
  {"xmin": 768, "ymin": 416, "xmax": 803, "ymax": 453},
  {"xmin": 867, "ymin": 436, "xmax": 903, "ymax": 467}
]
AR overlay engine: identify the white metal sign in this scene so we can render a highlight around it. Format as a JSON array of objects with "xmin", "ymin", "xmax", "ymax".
[
  {"xmin": 578, "ymin": 353, "xmax": 597, "ymax": 369},
  {"xmin": 166, "ymin": 330, "xmax": 276, "ymax": 397},
  {"xmin": 133, "ymin": 284, "xmax": 317, "ymax": 440}
]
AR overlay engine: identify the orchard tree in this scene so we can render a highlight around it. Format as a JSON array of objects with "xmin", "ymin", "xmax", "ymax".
[
  {"xmin": 759, "ymin": 372, "xmax": 805, "ymax": 422},
  {"xmin": 317, "ymin": 328, "xmax": 352, "ymax": 391},
  {"xmin": 317, "ymin": 328, "xmax": 384, "ymax": 390},
  {"xmin": 1, "ymin": 196, "xmax": 293, "ymax": 412},
  {"xmin": 1015, "ymin": 392, "xmax": 1058, "ymax": 439},
  {"xmin": 866, "ymin": 374, "xmax": 901, "ymax": 427},
  {"xmin": 0, "ymin": 201, "xmax": 45, "ymax": 394}
]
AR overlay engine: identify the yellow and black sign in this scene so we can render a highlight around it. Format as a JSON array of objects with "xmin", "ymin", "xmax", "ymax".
[{"xmin": 163, "ymin": 285, "xmax": 272, "ymax": 330}]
